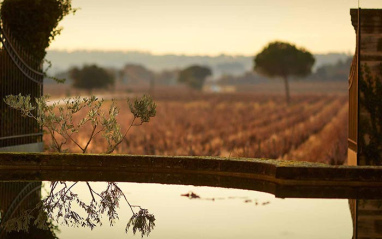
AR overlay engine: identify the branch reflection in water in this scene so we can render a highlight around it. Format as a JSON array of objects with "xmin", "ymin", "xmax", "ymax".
[
  {"xmin": 0, "ymin": 181, "xmax": 354, "ymax": 238},
  {"xmin": 1, "ymin": 181, "xmax": 155, "ymax": 238}
]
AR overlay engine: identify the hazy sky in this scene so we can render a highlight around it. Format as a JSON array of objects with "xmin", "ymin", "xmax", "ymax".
[{"xmin": 49, "ymin": 0, "xmax": 382, "ymax": 56}]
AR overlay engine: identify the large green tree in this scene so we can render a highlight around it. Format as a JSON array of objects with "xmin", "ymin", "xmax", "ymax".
[
  {"xmin": 178, "ymin": 65, "xmax": 212, "ymax": 90},
  {"xmin": 254, "ymin": 41, "xmax": 315, "ymax": 104},
  {"xmin": 71, "ymin": 65, "xmax": 115, "ymax": 91},
  {"xmin": 1, "ymin": 0, "xmax": 75, "ymax": 61}
]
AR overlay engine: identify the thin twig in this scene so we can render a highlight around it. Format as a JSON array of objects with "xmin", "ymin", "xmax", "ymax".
[
  {"xmin": 86, "ymin": 182, "xmax": 96, "ymax": 202},
  {"xmin": 113, "ymin": 183, "xmax": 135, "ymax": 215},
  {"xmin": 51, "ymin": 182, "xmax": 78, "ymax": 209},
  {"xmin": 65, "ymin": 132, "xmax": 84, "ymax": 152},
  {"xmin": 83, "ymin": 124, "xmax": 98, "ymax": 153},
  {"xmin": 47, "ymin": 128, "xmax": 61, "ymax": 153},
  {"xmin": 106, "ymin": 117, "xmax": 137, "ymax": 154}
]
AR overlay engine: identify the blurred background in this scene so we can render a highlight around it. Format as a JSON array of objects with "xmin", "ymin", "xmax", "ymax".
[{"xmin": 40, "ymin": 0, "xmax": 382, "ymax": 164}]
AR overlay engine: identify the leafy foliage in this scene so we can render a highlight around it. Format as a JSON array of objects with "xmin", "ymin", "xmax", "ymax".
[
  {"xmin": 129, "ymin": 95, "xmax": 157, "ymax": 124},
  {"xmin": 3, "ymin": 94, "xmax": 157, "ymax": 235},
  {"xmin": 126, "ymin": 208, "xmax": 156, "ymax": 238},
  {"xmin": 254, "ymin": 41, "xmax": 315, "ymax": 103},
  {"xmin": 2, "ymin": 209, "xmax": 59, "ymax": 239},
  {"xmin": 1, "ymin": 0, "xmax": 75, "ymax": 61},
  {"xmin": 358, "ymin": 64, "xmax": 382, "ymax": 165},
  {"xmin": 2, "ymin": 182, "xmax": 155, "ymax": 238},
  {"xmin": 4, "ymin": 94, "xmax": 155, "ymax": 153},
  {"xmin": 254, "ymin": 41, "xmax": 315, "ymax": 79},
  {"xmin": 178, "ymin": 65, "xmax": 212, "ymax": 90},
  {"xmin": 70, "ymin": 64, "xmax": 115, "ymax": 91}
]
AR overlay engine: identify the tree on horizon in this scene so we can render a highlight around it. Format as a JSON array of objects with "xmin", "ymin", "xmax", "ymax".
[
  {"xmin": 178, "ymin": 65, "xmax": 212, "ymax": 90},
  {"xmin": 254, "ymin": 41, "xmax": 315, "ymax": 104},
  {"xmin": 70, "ymin": 65, "xmax": 114, "ymax": 91}
]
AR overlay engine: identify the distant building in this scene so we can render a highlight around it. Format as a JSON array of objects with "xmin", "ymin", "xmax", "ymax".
[{"xmin": 203, "ymin": 83, "xmax": 236, "ymax": 93}]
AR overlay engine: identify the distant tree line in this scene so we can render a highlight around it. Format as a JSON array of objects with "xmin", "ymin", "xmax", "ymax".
[
  {"xmin": 308, "ymin": 57, "xmax": 352, "ymax": 81},
  {"xmin": 118, "ymin": 64, "xmax": 180, "ymax": 86},
  {"xmin": 55, "ymin": 63, "xmax": 214, "ymax": 91},
  {"xmin": 54, "ymin": 52, "xmax": 351, "ymax": 92},
  {"xmin": 217, "ymin": 55, "xmax": 352, "ymax": 85},
  {"xmin": 217, "ymin": 72, "xmax": 268, "ymax": 85}
]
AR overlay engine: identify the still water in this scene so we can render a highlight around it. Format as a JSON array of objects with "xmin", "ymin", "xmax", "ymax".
[{"xmin": 0, "ymin": 181, "xmax": 353, "ymax": 238}]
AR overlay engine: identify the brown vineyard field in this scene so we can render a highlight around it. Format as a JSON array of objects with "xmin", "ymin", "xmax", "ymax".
[{"xmin": 43, "ymin": 88, "xmax": 348, "ymax": 165}]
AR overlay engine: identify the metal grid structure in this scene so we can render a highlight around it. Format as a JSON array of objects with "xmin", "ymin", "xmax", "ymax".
[
  {"xmin": 0, "ymin": 21, "xmax": 43, "ymax": 148},
  {"xmin": 0, "ymin": 182, "xmax": 42, "ymax": 231}
]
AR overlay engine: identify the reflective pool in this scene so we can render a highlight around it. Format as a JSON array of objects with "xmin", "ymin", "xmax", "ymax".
[{"xmin": 0, "ymin": 181, "xmax": 353, "ymax": 238}]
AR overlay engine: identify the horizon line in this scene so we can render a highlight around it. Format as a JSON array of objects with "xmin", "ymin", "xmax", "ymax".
[{"xmin": 47, "ymin": 48, "xmax": 353, "ymax": 57}]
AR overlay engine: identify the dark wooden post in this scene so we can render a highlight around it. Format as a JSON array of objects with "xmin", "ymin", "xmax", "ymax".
[
  {"xmin": 350, "ymin": 9, "xmax": 382, "ymax": 239},
  {"xmin": 349, "ymin": 9, "xmax": 382, "ymax": 166}
]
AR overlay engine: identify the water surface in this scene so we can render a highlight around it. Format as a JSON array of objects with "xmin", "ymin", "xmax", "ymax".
[{"xmin": 37, "ymin": 182, "xmax": 353, "ymax": 238}]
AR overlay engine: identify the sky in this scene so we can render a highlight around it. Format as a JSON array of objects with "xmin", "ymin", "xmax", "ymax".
[{"xmin": 49, "ymin": 0, "xmax": 382, "ymax": 56}]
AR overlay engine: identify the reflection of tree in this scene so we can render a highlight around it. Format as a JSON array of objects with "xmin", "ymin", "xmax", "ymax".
[
  {"xmin": 2, "ymin": 182, "xmax": 155, "ymax": 237},
  {"xmin": 0, "ymin": 182, "xmax": 58, "ymax": 239},
  {"xmin": 359, "ymin": 64, "xmax": 382, "ymax": 165},
  {"xmin": 3, "ymin": 217, "xmax": 59, "ymax": 239},
  {"xmin": 126, "ymin": 208, "xmax": 156, "ymax": 238},
  {"xmin": 3, "ymin": 94, "xmax": 156, "ymax": 236}
]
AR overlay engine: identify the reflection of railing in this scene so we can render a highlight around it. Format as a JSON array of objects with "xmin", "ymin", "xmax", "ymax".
[
  {"xmin": 0, "ymin": 182, "xmax": 41, "ymax": 226},
  {"xmin": 0, "ymin": 20, "xmax": 43, "ymax": 148}
]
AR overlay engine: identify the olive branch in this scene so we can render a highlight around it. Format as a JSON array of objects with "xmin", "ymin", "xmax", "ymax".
[{"xmin": 2, "ymin": 94, "xmax": 157, "ymax": 237}]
